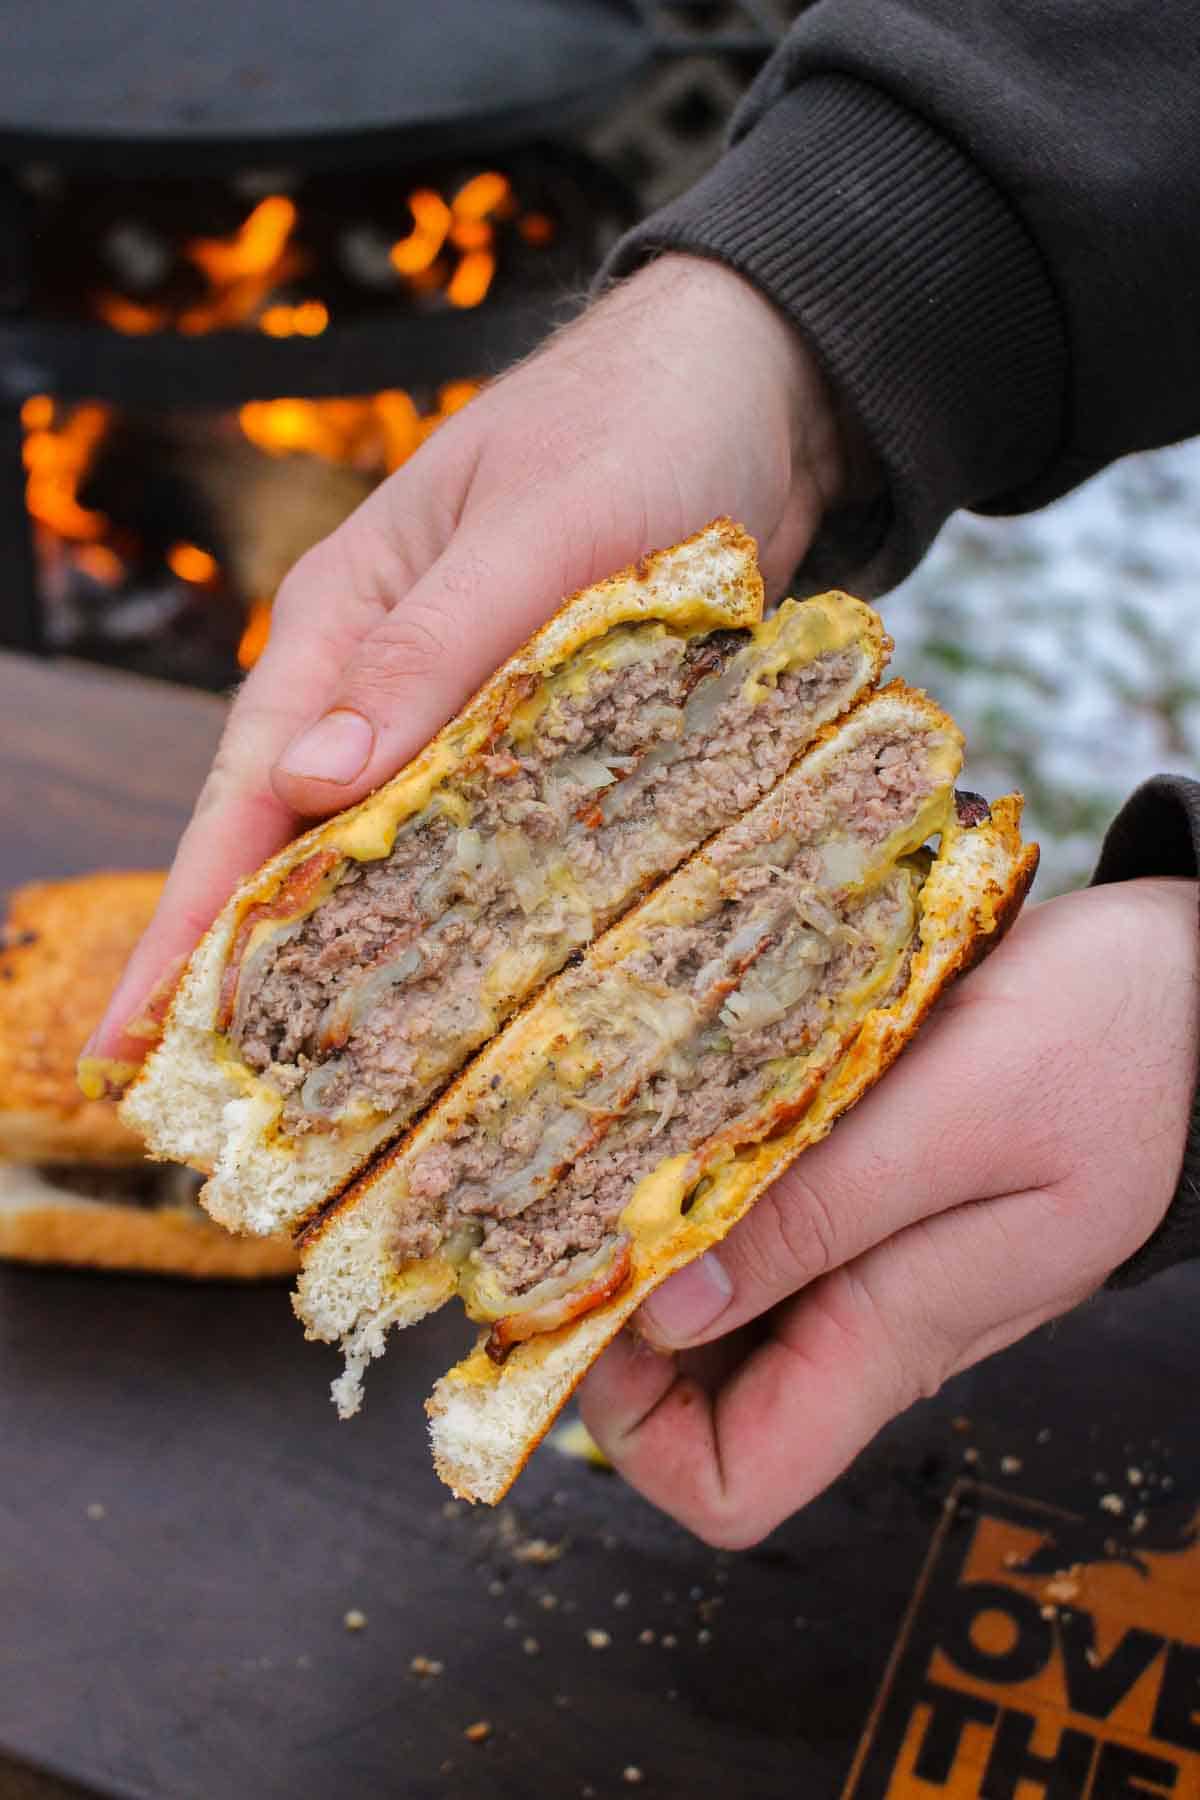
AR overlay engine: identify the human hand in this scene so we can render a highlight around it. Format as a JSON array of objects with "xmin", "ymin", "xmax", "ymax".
[
  {"xmin": 88, "ymin": 253, "xmax": 848, "ymax": 1066},
  {"xmin": 579, "ymin": 877, "xmax": 1199, "ymax": 1547}
]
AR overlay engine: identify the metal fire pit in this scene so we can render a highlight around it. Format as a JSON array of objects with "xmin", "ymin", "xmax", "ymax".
[{"xmin": 0, "ymin": 1, "xmax": 779, "ymax": 665}]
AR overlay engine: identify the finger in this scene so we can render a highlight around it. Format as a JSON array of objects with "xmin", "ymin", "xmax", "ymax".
[
  {"xmin": 634, "ymin": 958, "xmax": 1065, "ymax": 1352},
  {"xmin": 581, "ymin": 1181, "xmax": 1101, "ymax": 1548},
  {"xmin": 86, "ymin": 519, "xmax": 429, "ymax": 1065}
]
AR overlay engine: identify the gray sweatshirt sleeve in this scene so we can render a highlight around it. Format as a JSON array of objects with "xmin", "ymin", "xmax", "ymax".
[{"xmin": 605, "ymin": 3, "xmax": 1200, "ymax": 595}]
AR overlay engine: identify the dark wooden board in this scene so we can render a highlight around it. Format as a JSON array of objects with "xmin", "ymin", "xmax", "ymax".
[
  {"xmin": 0, "ymin": 652, "xmax": 225, "ymax": 888},
  {"xmin": 3, "ymin": 1262, "xmax": 1200, "ymax": 1800}
]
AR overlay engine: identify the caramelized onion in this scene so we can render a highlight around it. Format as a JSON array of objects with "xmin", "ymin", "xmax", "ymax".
[{"xmin": 495, "ymin": 828, "xmax": 550, "ymax": 915}]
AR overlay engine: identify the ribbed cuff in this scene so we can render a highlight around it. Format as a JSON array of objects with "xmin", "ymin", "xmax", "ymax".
[
  {"xmin": 1094, "ymin": 777, "xmax": 1200, "ymax": 1288},
  {"xmin": 603, "ymin": 77, "xmax": 1066, "ymax": 596}
]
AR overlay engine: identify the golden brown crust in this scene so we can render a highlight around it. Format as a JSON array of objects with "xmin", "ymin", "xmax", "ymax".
[
  {"xmin": 0, "ymin": 1192, "xmax": 297, "ymax": 1279},
  {"xmin": 0, "ymin": 871, "xmax": 164, "ymax": 1161}
]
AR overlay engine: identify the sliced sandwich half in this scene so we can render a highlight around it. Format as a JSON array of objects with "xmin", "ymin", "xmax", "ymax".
[
  {"xmin": 294, "ymin": 685, "xmax": 1037, "ymax": 1501},
  {"xmin": 1, "ymin": 872, "xmax": 296, "ymax": 1279}
]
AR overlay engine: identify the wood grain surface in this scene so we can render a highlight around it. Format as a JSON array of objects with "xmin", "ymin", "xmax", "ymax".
[{"xmin": 0, "ymin": 652, "xmax": 224, "ymax": 892}]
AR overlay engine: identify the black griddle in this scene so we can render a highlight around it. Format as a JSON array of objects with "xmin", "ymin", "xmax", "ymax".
[{"xmin": 0, "ymin": 0, "xmax": 656, "ymax": 172}]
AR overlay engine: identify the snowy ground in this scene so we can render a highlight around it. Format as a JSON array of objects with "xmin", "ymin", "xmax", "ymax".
[{"xmin": 882, "ymin": 437, "xmax": 1200, "ymax": 893}]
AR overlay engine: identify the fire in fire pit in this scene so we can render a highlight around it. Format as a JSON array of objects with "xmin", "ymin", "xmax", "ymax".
[{"xmin": 12, "ymin": 148, "xmax": 629, "ymax": 687}]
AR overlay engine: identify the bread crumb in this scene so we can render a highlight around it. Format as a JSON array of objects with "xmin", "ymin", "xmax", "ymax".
[
  {"xmin": 1099, "ymin": 1493, "xmax": 1125, "ymax": 1516},
  {"xmin": 614, "ymin": 1590, "xmax": 631, "ymax": 1609},
  {"xmin": 586, "ymin": 1628, "xmax": 611, "ymax": 1650},
  {"xmin": 487, "ymin": 1579, "xmax": 504, "ymax": 1597},
  {"xmin": 951, "ymin": 1416, "xmax": 971, "ymax": 1433},
  {"xmin": 464, "ymin": 1721, "xmax": 492, "ymax": 1744},
  {"xmin": 1036, "ymin": 1428, "xmax": 1052, "ymax": 1445},
  {"xmin": 522, "ymin": 1637, "xmax": 540, "ymax": 1656},
  {"xmin": 410, "ymin": 1656, "xmax": 444, "ymax": 1677},
  {"xmin": 1040, "ymin": 1605, "xmax": 1057, "ymax": 1621},
  {"xmin": 539, "ymin": 1592, "xmax": 559, "ymax": 1611},
  {"xmin": 442, "ymin": 1501, "xmax": 465, "ymax": 1520},
  {"xmin": 638, "ymin": 1629, "xmax": 656, "ymax": 1646},
  {"xmin": 962, "ymin": 1448, "xmax": 979, "ymax": 1465},
  {"xmin": 661, "ymin": 1634, "xmax": 678, "ymax": 1649},
  {"xmin": 1131, "ymin": 1510, "xmax": 1149, "ymax": 1535},
  {"xmin": 622, "ymin": 1767, "xmax": 645, "ymax": 1785},
  {"xmin": 1000, "ymin": 1456, "xmax": 1022, "ymax": 1476},
  {"xmin": 85, "ymin": 1502, "xmax": 106, "ymax": 1521},
  {"xmin": 1043, "ymin": 1575, "xmax": 1080, "ymax": 1604},
  {"xmin": 511, "ymin": 1536, "xmax": 563, "ymax": 1566},
  {"xmin": 698, "ymin": 1629, "xmax": 712, "ymax": 1646},
  {"xmin": 1128, "ymin": 1467, "xmax": 1144, "ymax": 1486},
  {"xmin": 1085, "ymin": 1648, "xmax": 1100, "ymax": 1668},
  {"xmin": 503, "ymin": 1614, "xmax": 520, "ymax": 1630},
  {"xmin": 343, "ymin": 1609, "xmax": 368, "ymax": 1632}
]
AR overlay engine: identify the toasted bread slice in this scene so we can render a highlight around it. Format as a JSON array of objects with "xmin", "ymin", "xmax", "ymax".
[
  {"xmin": 120, "ymin": 521, "xmax": 887, "ymax": 1237},
  {"xmin": 0, "ymin": 871, "xmax": 164, "ymax": 1163},
  {"xmin": 0, "ymin": 1163, "xmax": 297, "ymax": 1280}
]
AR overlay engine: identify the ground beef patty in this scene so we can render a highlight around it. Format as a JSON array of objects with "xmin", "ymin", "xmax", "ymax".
[
  {"xmin": 233, "ymin": 606, "xmax": 872, "ymax": 1132},
  {"xmin": 391, "ymin": 716, "xmax": 945, "ymax": 1297}
]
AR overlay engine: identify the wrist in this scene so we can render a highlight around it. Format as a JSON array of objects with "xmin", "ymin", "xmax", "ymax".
[{"xmin": 589, "ymin": 253, "xmax": 853, "ymax": 585}]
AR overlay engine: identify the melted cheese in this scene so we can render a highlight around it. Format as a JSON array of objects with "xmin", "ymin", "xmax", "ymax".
[{"xmin": 740, "ymin": 596, "xmax": 868, "ymax": 703}]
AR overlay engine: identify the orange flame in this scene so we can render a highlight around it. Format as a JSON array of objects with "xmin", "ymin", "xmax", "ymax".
[
  {"xmin": 94, "ymin": 176, "xmax": 553, "ymax": 340},
  {"xmin": 518, "ymin": 211, "xmax": 555, "ymax": 247},
  {"xmin": 168, "ymin": 542, "xmax": 219, "ymax": 584},
  {"xmin": 259, "ymin": 299, "xmax": 329, "ymax": 338},
  {"xmin": 232, "ymin": 381, "xmax": 482, "ymax": 667},
  {"xmin": 238, "ymin": 599, "xmax": 273, "ymax": 669},
  {"xmin": 73, "ymin": 543, "xmax": 125, "ymax": 586},
  {"xmin": 390, "ymin": 190, "xmax": 452, "ymax": 277},
  {"xmin": 452, "ymin": 172, "xmax": 513, "ymax": 221},
  {"xmin": 94, "ymin": 294, "xmax": 169, "ymax": 335},
  {"xmin": 447, "ymin": 250, "xmax": 495, "ymax": 309},
  {"xmin": 188, "ymin": 196, "xmax": 297, "ymax": 285},
  {"xmin": 388, "ymin": 172, "xmax": 517, "ymax": 308},
  {"xmin": 23, "ymin": 400, "xmax": 111, "ymax": 542}
]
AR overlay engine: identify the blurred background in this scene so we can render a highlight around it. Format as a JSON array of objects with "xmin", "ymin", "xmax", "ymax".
[
  {"xmin": 4, "ymin": 5, "xmax": 1200, "ymax": 1796},
  {"xmin": 6, "ymin": 0, "xmax": 1196, "ymax": 894}
]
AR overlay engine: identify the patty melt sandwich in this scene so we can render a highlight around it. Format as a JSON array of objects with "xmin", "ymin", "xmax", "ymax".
[
  {"xmin": 119, "ymin": 521, "xmax": 889, "ymax": 1231},
  {"xmin": 1, "ymin": 872, "xmax": 296, "ymax": 1279},
  {"xmin": 112, "ymin": 523, "xmax": 1036, "ymax": 1497}
]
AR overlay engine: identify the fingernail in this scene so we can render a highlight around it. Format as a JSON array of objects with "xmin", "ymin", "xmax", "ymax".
[
  {"xmin": 277, "ymin": 709, "xmax": 374, "ymax": 785},
  {"xmin": 639, "ymin": 1252, "xmax": 733, "ymax": 1348}
]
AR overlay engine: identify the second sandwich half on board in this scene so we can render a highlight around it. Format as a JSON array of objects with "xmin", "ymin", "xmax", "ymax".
[
  {"xmin": 295, "ymin": 681, "xmax": 1038, "ymax": 1505},
  {"xmin": 117, "ymin": 521, "xmax": 889, "ymax": 1233}
]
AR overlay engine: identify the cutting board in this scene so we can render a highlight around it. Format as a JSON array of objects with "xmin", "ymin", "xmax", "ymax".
[{"xmin": 3, "ymin": 1260, "xmax": 1199, "ymax": 1799}]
